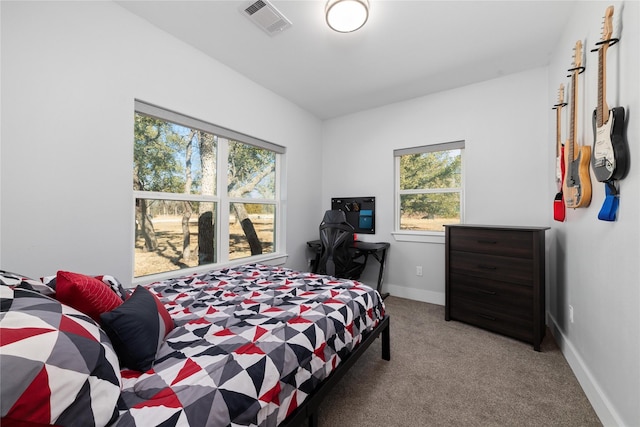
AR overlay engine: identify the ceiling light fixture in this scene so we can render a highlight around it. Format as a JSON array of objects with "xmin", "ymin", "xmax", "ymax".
[{"xmin": 325, "ymin": 0, "xmax": 369, "ymax": 33}]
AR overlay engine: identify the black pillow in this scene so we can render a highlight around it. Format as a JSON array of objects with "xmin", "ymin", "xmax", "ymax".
[{"xmin": 100, "ymin": 285, "xmax": 174, "ymax": 371}]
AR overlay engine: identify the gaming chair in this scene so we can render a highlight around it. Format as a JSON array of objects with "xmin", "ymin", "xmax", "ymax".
[{"xmin": 317, "ymin": 210, "xmax": 367, "ymax": 280}]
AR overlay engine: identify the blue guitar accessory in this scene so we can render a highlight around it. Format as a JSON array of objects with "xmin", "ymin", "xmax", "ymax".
[{"xmin": 598, "ymin": 181, "xmax": 619, "ymax": 222}]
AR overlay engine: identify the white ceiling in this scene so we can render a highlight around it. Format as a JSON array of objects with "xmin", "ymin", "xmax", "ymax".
[{"xmin": 116, "ymin": 0, "xmax": 577, "ymax": 120}]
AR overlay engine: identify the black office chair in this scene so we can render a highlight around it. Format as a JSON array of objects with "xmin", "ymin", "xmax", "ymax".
[{"xmin": 317, "ymin": 210, "xmax": 367, "ymax": 280}]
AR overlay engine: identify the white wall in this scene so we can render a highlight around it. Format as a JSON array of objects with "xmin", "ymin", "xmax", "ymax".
[
  {"xmin": 546, "ymin": 1, "xmax": 639, "ymax": 426},
  {"xmin": 0, "ymin": 1, "xmax": 323, "ymax": 282},
  {"xmin": 322, "ymin": 66, "xmax": 551, "ymax": 302}
]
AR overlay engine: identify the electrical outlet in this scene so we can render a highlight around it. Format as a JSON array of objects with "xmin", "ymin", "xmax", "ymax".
[
  {"xmin": 569, "ymin": 305, "xmax": 574, "ymax": 323},
  {"xmin": 416, "ymin": 266, "xmax": 423, "ymax": 276}
]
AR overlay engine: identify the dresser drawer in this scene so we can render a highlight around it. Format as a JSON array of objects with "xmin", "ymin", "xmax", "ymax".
[
  {"xmin": 449, "ymin": 298, "xmax": 533, "ymax": 343},
  {"xmin": 448, "ymin": 227, "xmax": 533, "ymax": 258},
  {"xmin": 449, "ymin": 273, "xmax": 533, "ymax": 317},
  {"xmin": 449, "ymin": 251, "xmax": 533, "ymax": 286},
  {"xmin": 445, "ymin": 225, "xmax": 548, "ymax": 350}
]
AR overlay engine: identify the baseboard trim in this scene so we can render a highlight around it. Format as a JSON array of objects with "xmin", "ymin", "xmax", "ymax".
[
  {"xmin": 547, "ymin": 314, "xmax": 623, "ymax": 427},
  {"xmin": 383, "ymin": 283, "xmax": 445, "ymax": 306}
]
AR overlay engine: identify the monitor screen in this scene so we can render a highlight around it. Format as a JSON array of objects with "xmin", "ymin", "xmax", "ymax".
[{"xmin": 331, "ymin": 196, "xmax": 375, "ymax": 234}]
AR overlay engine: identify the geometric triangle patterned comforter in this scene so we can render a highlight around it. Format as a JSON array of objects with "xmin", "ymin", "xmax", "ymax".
[{"xmin": 116, "ymin": 264, "xmax": 385, "ymax": 426}]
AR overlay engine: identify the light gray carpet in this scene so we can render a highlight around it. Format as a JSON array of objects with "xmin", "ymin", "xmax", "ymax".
[{"xmin": 307, "ymin": 296, "xmax": 601, "ymax": 427}]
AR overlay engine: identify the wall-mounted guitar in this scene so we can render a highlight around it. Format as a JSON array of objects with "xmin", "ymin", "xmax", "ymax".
[
  {"xmin": 564, "ymin": 40, "xmax": 592, "ymax": 209},
  {"xmin": 591, "ymin": 5, "xmax": 629, "ymax": 183},
  {"xmin": 553, "ymin": 84, "xmax": 566, "ymax": 221}
]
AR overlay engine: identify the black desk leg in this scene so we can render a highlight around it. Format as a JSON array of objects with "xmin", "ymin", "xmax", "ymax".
[{"xmin": 376, "ymin": 248, "xmax": 389, "ymax": 300}]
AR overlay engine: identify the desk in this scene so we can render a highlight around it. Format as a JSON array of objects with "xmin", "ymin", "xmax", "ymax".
[{"xmin": 306, "ymin": 240, "xmax": 390, "ymax": 299}]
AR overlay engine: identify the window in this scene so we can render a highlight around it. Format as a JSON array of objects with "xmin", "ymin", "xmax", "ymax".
[
  {"xmin": 133, "ymin": 101, "xmax": 284, "ymax": 278},
  {"xmin": 394, "ymin": 141, "xmax": 464, "ymax": 234}
]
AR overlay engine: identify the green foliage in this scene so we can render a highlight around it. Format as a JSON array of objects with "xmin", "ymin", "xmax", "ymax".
[
  {"xmin": 400, "ymin": 149, "xmax": 461, "ymax": 218},
  {"xmin": 228, "ymin": 141, "xmax": 275, "ymax": 198},
  {"xmin": 134, "ymin": 114, "xmax": 212, "ymax": 195},
  {"xmin": 134, "ymin": 114, "xmax": 187, "ymax": 193},
  {"xmin": 134, "ymin": 114, "xmax": 275, "ymax": 201},
  {"xmin": 400, "ymin": 150, "xmax": 461, "ymax": 190}
]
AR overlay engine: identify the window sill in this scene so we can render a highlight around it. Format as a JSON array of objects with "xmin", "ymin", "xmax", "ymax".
[{"xmin": 391, "ymin": 231, "xmax": 445, "ymax": 244}]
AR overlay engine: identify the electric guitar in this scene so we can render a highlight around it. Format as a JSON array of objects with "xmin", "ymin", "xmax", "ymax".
[
  {"xmin": 564, "ymin": 40, "xmax": 592, "ymax": 209},
  {"xmin": 553, "ymin": 84, "xmax": 566, "ymax": 221},
  {"xmin": 591, "ymin": 5, "xmax": 629, "ymax": 182}
]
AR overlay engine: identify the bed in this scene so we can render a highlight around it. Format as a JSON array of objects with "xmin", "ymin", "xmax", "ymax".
[{"xmin": 0, "ymin": 263, "xmax": 389, "ymax": 427}]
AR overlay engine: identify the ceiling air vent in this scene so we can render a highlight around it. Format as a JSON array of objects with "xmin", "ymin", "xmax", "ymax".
[{"xmin": 243, "ymin": 0, "xmax": 292, "ymax": 36}]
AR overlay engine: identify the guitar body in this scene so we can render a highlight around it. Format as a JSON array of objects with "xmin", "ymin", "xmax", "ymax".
[
  {"xmin": 592, "ymin": 106, "xmax": 629, "ymax": 182},
  {"xmin": 563, "ymin": 40, "xmax": 591, "ymax": 209},
  {"xmin": 564, "ymin": 145, "xmax": 592, "ymax": 208},
  {"xmin": 553, "ymin": 191, "xmax": 566, "ymax": 221},
  {"xmin": 554, "ymin": 145, "xmax": 566, "ymax": 221}
]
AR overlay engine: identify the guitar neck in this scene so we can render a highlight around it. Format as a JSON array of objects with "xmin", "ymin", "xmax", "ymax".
[
  {"xmin": 568, "ymin": 71, "xmax": 578, "ymax": 161},
  {"xmin": 597, "ymin": 5, "xmax": 614, "ymax": 128},
  {"xmin": 556, "ymin": 108, "xmax": 562, "ymax": 156},
  {"xmin": 597, "ymin": 45, "xmax": 609, "ymax": 127}
]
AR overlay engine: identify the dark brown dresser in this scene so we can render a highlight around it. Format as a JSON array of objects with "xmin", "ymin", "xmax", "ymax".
[{"xmin": 445, "ymin": 224, "xmax": 549, "ymax": 351}]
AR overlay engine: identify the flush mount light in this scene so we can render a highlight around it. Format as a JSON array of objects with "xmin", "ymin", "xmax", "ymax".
[{"xmin": 325, "ymin": 0, "xmax": 369, "ymax": 33}]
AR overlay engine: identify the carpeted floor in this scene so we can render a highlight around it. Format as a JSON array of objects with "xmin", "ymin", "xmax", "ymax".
[{"xmin": 306, "ymin": 296, "xmax": 601, "ymax": 427}]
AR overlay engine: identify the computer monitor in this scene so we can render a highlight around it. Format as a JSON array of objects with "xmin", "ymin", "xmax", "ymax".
[{"xmin": 330, "ymin": 196, "xmax": 375, "ymax": 234}]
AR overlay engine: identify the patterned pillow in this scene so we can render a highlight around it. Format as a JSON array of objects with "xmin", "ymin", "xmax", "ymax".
[
  {"xmin": 0, "ymin": 286, "xmax": 121, "ymax": 426},
  {"xmin": 55, "ymin": 271, "xmax": 124, "ymax": 323},
  {"xmin": 100, "ymin": 286, "xmax": 175, "ymax": 372},
  {"xmin": 0, "ymin": 270, "xmax": 55, "ymax": 296}
]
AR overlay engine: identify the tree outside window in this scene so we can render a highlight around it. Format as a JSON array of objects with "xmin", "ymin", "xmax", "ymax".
[
  {"xmin": 133, "ymin": 102, "xmax": 283, "ymax": 278},
  {"xmin": 395, "ymin": 142, "xmax": 464, "ymax": 232}
]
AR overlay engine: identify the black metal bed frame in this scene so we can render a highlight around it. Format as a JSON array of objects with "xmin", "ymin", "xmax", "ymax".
[{"xmin": 280, "ymin": 314, "xmax": 391, "ymax": 427}]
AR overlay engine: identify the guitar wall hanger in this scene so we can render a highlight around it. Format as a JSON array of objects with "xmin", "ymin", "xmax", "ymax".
[
  {"xmin": 605, "ymin": 180, "xmax": 619, "ymax": 196},
  {"xmin": 566, "ymin": 66, "xmax": 585, "ymax": 77},
  {"xmin": 552, "ymin": 102, "xmax": 568, "ymax": 110},
  {"xmin": 591, "ymin": 37, "xmax": 619, "ymax": 51}
]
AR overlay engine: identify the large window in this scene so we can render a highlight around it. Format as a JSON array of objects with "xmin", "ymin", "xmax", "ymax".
[
  {"xmin": 133, "ymin": 101, "xmax": 284, "ymax": 278},
  {"xmin": 394, "ymin": 141, "xmax": 464, "ymax": 233}
]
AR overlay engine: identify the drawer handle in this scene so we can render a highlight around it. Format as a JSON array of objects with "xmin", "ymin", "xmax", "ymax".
[
  {"xmin": 477, "ymin": 264, "xmax": 497, "ymax": 270},
  {"xmin": 477, "ymin": 239, "xmax": 497, "ymax": 244},
  {"xmin": 478, "ymin": 289, "xmax": 497, "ymax": 296},
  {"xmin": 479, "ymin": 314, "xmax": 496, "ymax": 321}
]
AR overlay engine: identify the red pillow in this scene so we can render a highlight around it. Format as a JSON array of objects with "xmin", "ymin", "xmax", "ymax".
[{"xmin": 55, "ymin": 271, "xmax": 123, "ymax": 322}]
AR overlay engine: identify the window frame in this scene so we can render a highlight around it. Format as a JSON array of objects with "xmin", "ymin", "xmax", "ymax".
[
  {"xmin": 392, "ymin": 141, "xmax": 465, "ymax": 244},
  {"xmin": 133, "ymin": 100, "xmax": 287, "ymax": 283}
]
